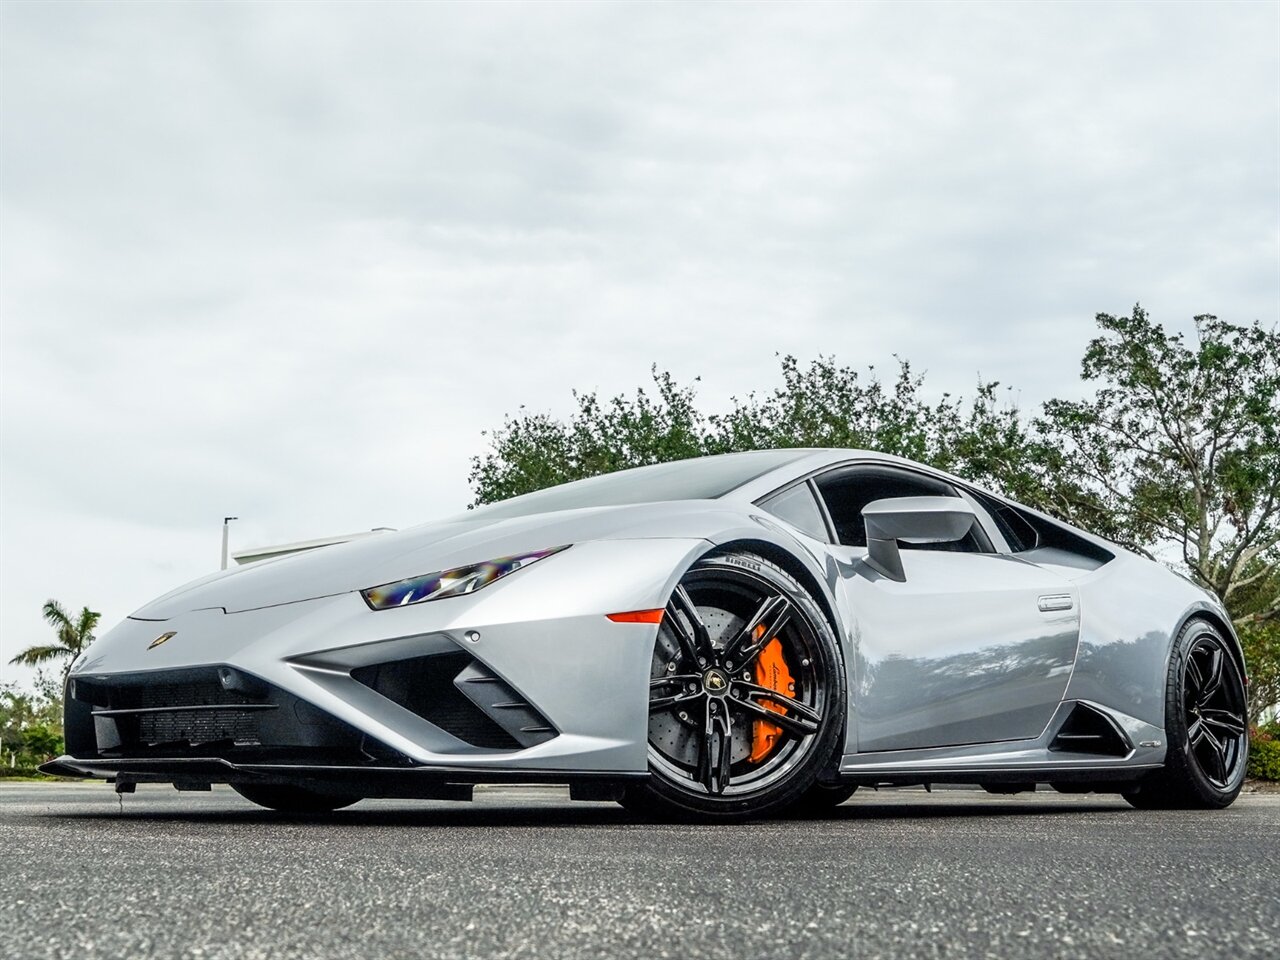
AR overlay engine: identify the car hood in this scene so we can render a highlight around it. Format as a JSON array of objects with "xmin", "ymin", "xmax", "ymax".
[{"xmin": 130, "ymin": 500, "xmax": 731, "ymax": 619}]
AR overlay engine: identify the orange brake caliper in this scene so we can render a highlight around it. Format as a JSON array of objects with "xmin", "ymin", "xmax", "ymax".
[{"xmin": 749, "ymin": 624, "xmax": 794, "ymax": 764}]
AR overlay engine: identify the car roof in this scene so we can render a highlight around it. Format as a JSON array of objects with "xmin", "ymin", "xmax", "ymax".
[{"xmin": 722, "ymin": 448, "xmax": 927, "ymax": 501}]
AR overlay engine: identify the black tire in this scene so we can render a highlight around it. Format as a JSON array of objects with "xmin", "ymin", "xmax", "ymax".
[
  {"xmin": 785, "ymin": 782, "xmax": 859, "ymax": 816},
  {"xmin": 1122, "ymin": 618, "xmax": 1248, "ymax": 810},
  {"xmin": 623, "ymin": 550, "xmax": 847, "ymax": 822},
  {"xmin": 232, "ymin": 783, "xmax": 360, "ymax": 813}
]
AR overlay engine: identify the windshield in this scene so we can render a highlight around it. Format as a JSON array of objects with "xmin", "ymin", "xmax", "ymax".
[{"xmin": 463, "ymin": 450, "xmax": 811, "ymax": 521}]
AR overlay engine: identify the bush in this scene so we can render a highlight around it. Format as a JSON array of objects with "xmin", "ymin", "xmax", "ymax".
[
  {"xmin": 1238, "ymin": 618, "xmax": 1280, "ymax": 722},
  {"xmin": 0, "ymin": 766, "xmax": 52, "ymax": 780},
  {"xmin": 1248, "ymin": 724, "xmax": 1280, "ymax": 781}
]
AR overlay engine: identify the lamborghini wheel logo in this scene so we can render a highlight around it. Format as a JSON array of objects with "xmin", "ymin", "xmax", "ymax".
[
  {"xmin": 703, "ymin": 668, "xmax": 728, "ymax": 693},
  {"xmin": 148, "ymin": 631, "xmax": 176, "ymax": 650}
]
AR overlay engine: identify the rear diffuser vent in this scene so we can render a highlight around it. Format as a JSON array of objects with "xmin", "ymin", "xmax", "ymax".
[{"xmin": 1049, "ymin": 703, "xmax": 1131, "ymax": 758}]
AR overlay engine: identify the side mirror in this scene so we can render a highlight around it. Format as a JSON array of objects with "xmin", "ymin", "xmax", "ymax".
[{"xmin": 861, "ymin": 496, "xmax": 977, "ymax": 582}]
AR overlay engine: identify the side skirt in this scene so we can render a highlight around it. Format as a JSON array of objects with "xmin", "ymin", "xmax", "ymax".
[{"xmin": 837, "ymin": 699, "xmax": 1166, "ymax": 788}]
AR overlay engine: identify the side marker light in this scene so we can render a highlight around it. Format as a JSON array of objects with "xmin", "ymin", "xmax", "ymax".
[{"xmin": 605, "ymin": 610, "xmax": 665, "ymax": 624}]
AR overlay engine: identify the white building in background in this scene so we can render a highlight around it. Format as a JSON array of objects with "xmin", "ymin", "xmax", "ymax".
[{"xmin": 232, "ymin": 528, "xmax": 396, "ymax": 566}]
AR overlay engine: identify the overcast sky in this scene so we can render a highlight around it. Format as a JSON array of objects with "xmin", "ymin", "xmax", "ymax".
[{"xmin": 1, "ymin": 1, "xmax": 1277, "ymax": 687}]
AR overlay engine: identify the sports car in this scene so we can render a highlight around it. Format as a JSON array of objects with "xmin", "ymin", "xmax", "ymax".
[{"xmin": 44, "ymin": 448, "xmax": 1250, "ymax": 819}]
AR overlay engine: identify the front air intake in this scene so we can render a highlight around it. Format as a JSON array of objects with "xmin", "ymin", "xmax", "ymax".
[
  {"xmin": 66, "ymin": 667, "xmax": 405, "ymax": 765},
  {"xmin": 1049, "ymin": 703, "xmax": 1131, "ymax": 757}
]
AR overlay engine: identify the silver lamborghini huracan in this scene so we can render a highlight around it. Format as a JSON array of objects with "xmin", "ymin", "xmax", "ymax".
[{"xmin": 45, "ymin": 449, "xmax": 1250, "ymax": 819}]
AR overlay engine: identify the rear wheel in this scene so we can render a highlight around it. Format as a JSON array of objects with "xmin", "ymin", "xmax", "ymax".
[
  {"xmin": 624, "ymin": 551, "xmax": 846, "ymax": 822},
  {"xmin": 232, "ymin": 783, "xmax": 360, "ymax": 813},
  {"xmin": 1123, "ymin": 619, "xmax": 1248, "ymax": 810}
]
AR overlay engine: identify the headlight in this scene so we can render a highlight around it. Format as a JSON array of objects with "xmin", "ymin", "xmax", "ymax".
[{"xmin": 361, "ymin": 545, "xmax": 569, "ymax": 610}]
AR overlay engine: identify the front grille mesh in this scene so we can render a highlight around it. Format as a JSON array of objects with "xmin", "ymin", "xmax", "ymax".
[
  {"xmin": 139, "ymin": 708, "xmax": 260, "ymax": 747},
  {"xmin": 135, "ymin": 680, "xmax": 247, "ymax": 709},
  {"xmin": 117, "ymin": 680, "xmax": 262, "ymax": 747},
  {"xmin": 68, "ymin": 668, "xmax": 397, "ymax": 764}
]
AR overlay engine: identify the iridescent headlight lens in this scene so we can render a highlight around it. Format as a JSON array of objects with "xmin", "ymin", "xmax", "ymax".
[{"xmin": 361, "ymin": 546, "xmax": 569, "ymax": 610}]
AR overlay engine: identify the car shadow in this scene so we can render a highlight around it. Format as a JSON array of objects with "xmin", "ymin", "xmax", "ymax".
[{"xmin": 43, "ymin": 795, "xmax": 1130, "ymax": 828}]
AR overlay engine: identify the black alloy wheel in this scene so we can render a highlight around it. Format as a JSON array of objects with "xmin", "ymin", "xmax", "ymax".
[
  {"xmin": 1124, "ymin": 618, "xmax": 1248, "ymax": 810},
  {"xmin": 1182, "ymin": 632, "xmax": 1249, "ymax": 787},
  {"xmin": 625, "ymin": 551, "xmax": 846, "ymax": 821}
]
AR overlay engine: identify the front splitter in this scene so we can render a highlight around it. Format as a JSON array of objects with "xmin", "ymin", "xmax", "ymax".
[{"xmin": 41, "ymin": 755, "xmax": 646, "ymax": 801}]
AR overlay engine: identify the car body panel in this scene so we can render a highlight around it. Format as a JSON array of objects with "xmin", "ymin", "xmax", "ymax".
[
  {"xmin": 75, "ymin": 539, "xmax": 709, "ymax": 772},
  {"xmin": 835, "ymin": 548, "xmax": 1080, "ymax": 752},
  {"xmin": 838, "ymin": 698, "xmax": 1167, "ymax": 780},
  {"xmin": 133, "ymin": 501, "xmax": 796, "ymax": 618},
  {"xmin": 51, "ymin": 448, "xmax": 1240, "ymax": 795},
  {"xmin": 1065, "ymin": 551, "xmax": 1233, "ymax": 730}
]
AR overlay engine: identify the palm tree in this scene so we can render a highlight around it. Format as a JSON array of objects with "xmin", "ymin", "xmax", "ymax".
[{"xmin": 9, "ymin": 600, "xmax": 101, "ymax": 681}]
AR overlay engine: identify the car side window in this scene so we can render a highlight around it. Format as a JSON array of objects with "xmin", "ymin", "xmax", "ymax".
[
  {"xmin": 814, "ymin": 465, "xmax": 989, "ymax": 553},
  {"xmin": 759, "ymin": 483, "xmax": 830, "ymax": 541}
]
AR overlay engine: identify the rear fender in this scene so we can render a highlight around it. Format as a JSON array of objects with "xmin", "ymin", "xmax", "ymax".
[{"xmin": 1064, "ymin": 553, "xmax": 1236, "ymax": 731}]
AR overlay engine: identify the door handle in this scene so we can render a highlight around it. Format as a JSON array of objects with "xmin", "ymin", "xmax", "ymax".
[{"xmin": 1037, "ymin": 594, "xmax": 1074, "ymax": 612}]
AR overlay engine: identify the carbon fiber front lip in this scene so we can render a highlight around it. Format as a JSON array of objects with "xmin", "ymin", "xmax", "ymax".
[{"xmin": 41, "ymin": 754, "xmax": 647, "ymax": 790}]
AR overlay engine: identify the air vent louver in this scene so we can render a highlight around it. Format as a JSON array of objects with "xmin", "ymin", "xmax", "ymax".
[
  {"xmin": 352, "ymin": 652, "xmax": 556, "ymax": 750},
  {"xmin": 1049, "ymin": 703, "xmax": 1131, "ymax": 757}
]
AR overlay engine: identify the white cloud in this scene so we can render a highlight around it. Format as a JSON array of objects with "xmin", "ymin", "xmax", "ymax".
[{"xmin": 2, "ymin": 0, "xmax": 1276, "ymax": 682}]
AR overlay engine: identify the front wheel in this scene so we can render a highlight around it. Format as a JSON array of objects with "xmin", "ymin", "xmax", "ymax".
[
  {"xmin": 624, "ymin": 551, "xmax": 847, "ymax": 822},
  {"xmin": 1123, "ymin": 618, "xmax": 1248, "ymax": 810},
  {"xmin": 784, "ymin": 782, "xmax": 859, "ymax": 816}
]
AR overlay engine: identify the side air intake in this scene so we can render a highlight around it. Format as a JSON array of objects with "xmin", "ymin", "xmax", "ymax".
[
  {"xmin": 1049, "ymin": 703, "xmax": 1131, "ymax": 758},
  {"xmin": 352, "ymin": 651, "xmax": 556, "ymax": 750},
  {"xmin": 453, "ymin": 660, "xmax": 557, "ymax": 748}
]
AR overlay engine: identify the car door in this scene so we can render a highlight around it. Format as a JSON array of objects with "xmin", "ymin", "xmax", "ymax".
[{"xmin": 813, "ymin": 464, "xmax": 1081, "ymax": 753}]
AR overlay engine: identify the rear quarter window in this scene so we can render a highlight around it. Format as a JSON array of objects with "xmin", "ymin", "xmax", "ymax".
[{"xmin": 969, "ymin": 489, "xmax": 1113, "ymax": 565}]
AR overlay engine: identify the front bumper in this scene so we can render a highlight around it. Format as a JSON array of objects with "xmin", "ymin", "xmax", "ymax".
[{"xmin": 56, "ymin": 538, "xmax": 707, "ymax": 783}]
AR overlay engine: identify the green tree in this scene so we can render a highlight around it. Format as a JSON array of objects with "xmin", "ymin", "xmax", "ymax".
[
  {"xmin": 20, "ymin": 723, "xmax": 63, "ymax": 761},
  {"xmin": 470, "ymin": 370, "xmax": 706, "ymax": 505},
  {"xmin": 0, "ymin": 682, "xmax": 39, "ymax": 764},
  {"xmin": 470, "ymin": 359, "xmax": 1033, "ymax": 505},
  {"xmin": 8, "ymin": 600, "xmax": 101, "ymax": 682},
  {"xmin": 1036, "ymin": 307, "xmax": 1279, "ymax": 615},
  {"xmin": 0, "ymin": 672, "xmax": 66, "ymax": 772},
  {"xmin": 1228, "ymin": 561, "xmax": 1280, "ymax": 721},
  {"xmin": 1240, "ymin": 621, "xmax": 1280, "ymax": 722}
]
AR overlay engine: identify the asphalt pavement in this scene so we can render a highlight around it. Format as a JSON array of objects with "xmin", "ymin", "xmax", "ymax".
[{"xmin": 1, "ymin": 781, "xmax": 1277, "ymax": 960}]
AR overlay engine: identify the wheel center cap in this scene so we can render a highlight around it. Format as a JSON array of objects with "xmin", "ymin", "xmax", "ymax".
[{"xmin": 702, "ymin": 668, "xmax": 729, "ymax": 696}]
